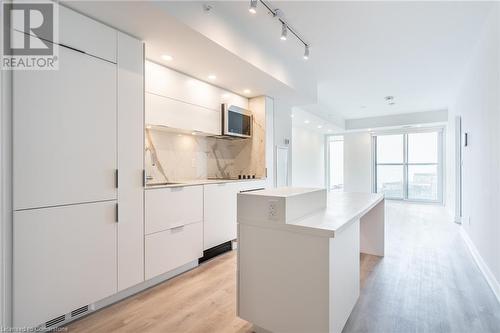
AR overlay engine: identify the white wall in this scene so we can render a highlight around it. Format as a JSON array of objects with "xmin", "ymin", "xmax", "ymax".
[
  {"xmin": 343, "ymin": 132, "xmax": 372, "ymax": 193},
  {"xmin": 291, "ymin": 126, "xmax": 325, "ymax": 188},
  {"xmin": 449, "ymin": 3, "xmax": 500, "ymax": 298}
]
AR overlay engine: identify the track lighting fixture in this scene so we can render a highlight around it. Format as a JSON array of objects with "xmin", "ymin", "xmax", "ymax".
[
  {"xmin": 303, "ymin": 45, "xmax": 310, "ymax": 60},
  {"xmin": 280, "ymin": 22, "xmax": 287, "ymax": 40},
  {"xmin": 280, "ymin": 22, "xmax": 288, "ymax": 41},
  {"xmin": 248, "ymin": 0, "xmax": 309, "ymax": 59},
  {"xmin": 249, "ymin": 0, "xmax": 257, "ymax": 14}
]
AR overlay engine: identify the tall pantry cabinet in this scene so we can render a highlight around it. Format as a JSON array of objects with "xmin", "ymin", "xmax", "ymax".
[{"xmin": 12, "ymin": 5, "xmax": 144, "ymax": 328}]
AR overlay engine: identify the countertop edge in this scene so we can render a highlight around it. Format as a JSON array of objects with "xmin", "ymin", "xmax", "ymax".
[{"xmin": 145, "ymin": 178, "xmax": 267, "ymax": 189}]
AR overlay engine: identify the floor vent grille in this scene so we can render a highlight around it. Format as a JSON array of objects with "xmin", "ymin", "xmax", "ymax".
[
  {"xmin": 71, "ymin": 305, "xmax": 89, "ymax": 318},
  {"xmin": 45, "ymin": 315, "xmax": 66, "ymax": 328}
]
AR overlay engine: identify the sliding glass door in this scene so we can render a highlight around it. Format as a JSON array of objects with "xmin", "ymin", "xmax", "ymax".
[{"xmin": 374, "ymin": 130, "xmax": 443, "ymax": 203}]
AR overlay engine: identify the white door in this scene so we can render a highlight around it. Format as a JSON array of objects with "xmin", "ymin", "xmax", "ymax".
[
  {"xmin": 13, "ymin": 45, "xmax": 117, "ymax": 210},
  {"xmin": 13, "ymin": 201, "xmax": 117, "ymax": 327}
]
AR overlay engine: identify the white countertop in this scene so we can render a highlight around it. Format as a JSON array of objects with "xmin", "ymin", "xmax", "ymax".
[
  {"xmin": 289, "ymin": 192, "xmax": 384, "ymax": 236},
  {"xmin": 238, "ymin": 190, "xmax": 384, "ymax": 238},
  {"xmin": 145, "ymin": 178, "xmax": 266, "ymax": 189}
]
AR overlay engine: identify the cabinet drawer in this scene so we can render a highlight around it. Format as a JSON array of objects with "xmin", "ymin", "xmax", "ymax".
[
  {"xmin": 145, "ymin": 186, "xmax": 203, "ymax": 235},
  {"xmin": 145, "ymin": 222, "xmax": 203, "ymax": 280}
]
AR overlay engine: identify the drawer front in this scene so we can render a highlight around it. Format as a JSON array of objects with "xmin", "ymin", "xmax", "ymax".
[
  {"xmin": 145, "ymin": 186, "xmax": 203, "ymax": 235},
  {"xmin": 145, "ymin": 222, "xmax": 203, "ymax": 280}
]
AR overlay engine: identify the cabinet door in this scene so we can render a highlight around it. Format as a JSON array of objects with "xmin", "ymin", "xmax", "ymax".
[
  {"xmin": 13, "ymin": 45, "xmax": 117, "ymax": 210},
  {"xmin": 117, "ymin": 32, "xmax": 144, "ymax": 291},
  {"xmin": 145, "ymin": 92, "xmax": 220, "ymax": 135},
  {"xmin": 13, "ymin": 201, "xmax": 117, "ymax": 327},
  {"xmin": 145, "ymin": 186, "xmax": 203, "ymax": 235},
  {"xmin": 145, "ymin": 222, "xmax": 203, "ymax": 280},
  {"xmin": 203, "ymin": 183, "xmax": 239, "ymax": 250}
]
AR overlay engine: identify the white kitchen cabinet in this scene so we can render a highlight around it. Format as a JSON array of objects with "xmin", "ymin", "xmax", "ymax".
[
  {"xmin": 204, "ymin": 181, "xmax": 266, "ymax": 250},
  {"xmin": 13, "ymin": 201, "xmax": 117, "ymax": 328},
  {"xmin": 204, "ymin": 183, "xmax": 237, "ymax": 250},
  {"xmin": 145, "ymin": 186, "xmax": 203, "ymax": 235},
  {"xmin": 145, "ymin": 92, "xmax": 220, "ymax": 135},
  {"xmin": 13, "ymin": 45, "xmax": 117, "ymax": 210},
  {"xmin": 21, "ymin": 5, "xmax": 117, "ymax": 63},
  {"xmin": 117, "ymin": 32, "xmax": 144, "ymax": 291},
  {"xmin": 145, "ymin": 61, "xmax": 248, "ymax": 111},
  {"xmin": 145, "ymin": 222, "xmax": 203, "ymax": 280}
]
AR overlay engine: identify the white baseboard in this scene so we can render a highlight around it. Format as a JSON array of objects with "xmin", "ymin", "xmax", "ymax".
[{"xmin": 460, "ymin": 228, "xmax": 500, "ymax": 303}]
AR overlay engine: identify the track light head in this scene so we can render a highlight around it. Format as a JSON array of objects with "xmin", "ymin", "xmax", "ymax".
[
  {"xmin": 280, "ymin": 22, "xmax": 287, "ymax": 41},
  {"xmin": 303, "ymin": 45, "xmax": 310, "ymax": 60},
  {"xmin": 249, "ymin": 0, "xmax": 257, "ymax": 14}
]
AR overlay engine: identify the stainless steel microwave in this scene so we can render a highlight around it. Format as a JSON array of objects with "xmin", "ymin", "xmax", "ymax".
[{"xmin": 221, "ymin": 104, "xmax": 252, "ymax": 139}]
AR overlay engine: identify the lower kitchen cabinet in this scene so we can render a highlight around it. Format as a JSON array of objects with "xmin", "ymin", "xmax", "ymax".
[
  {"xmin": 204, "ymin": 181, "xmax": 266, "ymax": 250},
  {"xmin": 13, "ymin": 201, "xmax": 117, "ymax": 328},
  {"xmin": 145, "ymin": 222, "xmax": 203, "ymax": 280},
  {"xmin": 145, "ymin": 186, "xmax": 203, "ymax": 234},
  {"xmin": 204, "ymin": 183, "xmax": 239, "ymax": 250}
]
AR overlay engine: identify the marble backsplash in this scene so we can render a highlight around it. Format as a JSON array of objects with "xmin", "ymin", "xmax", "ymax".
[{"xmin": 145, "ymin": 117, "xmax": 265, "ymax": 182}]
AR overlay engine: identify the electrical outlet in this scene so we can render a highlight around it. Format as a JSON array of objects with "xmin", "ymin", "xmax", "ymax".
[{"xmin": 268, "ymin": 200, "xmax": 279, "ymax": 220}]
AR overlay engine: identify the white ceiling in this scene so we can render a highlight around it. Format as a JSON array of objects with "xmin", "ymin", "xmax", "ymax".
[
  {"xmin": 280, "ymin": 1, "xmax": 494, "ymax": 119},
  {"xmin": 160, "ymin": 1, "xmax": 493, "ymax": 119},
  {"xmin": 65, "ymin": 1, "xmax": 494, "ymax": 121},
  {"xmin": 63, "ymin": 1, "xmax": 312, "ymax": 105}
]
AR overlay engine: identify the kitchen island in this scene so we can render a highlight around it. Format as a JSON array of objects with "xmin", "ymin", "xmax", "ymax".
[{"xmin": 237, "ymin": 188, "xmax": 384, "ymax": 333}]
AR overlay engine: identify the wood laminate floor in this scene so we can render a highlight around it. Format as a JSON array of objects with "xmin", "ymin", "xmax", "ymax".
[{"xmin": 67, "ymin": 201, "xmax": 500, "ymax": 333}]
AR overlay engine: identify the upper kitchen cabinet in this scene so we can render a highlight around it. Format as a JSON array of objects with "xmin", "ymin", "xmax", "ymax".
[
  {"xmin": 13, "ymin": 45, "xmax": 117, "ymax": 210},
  {"xmin": 18, "ymin": 5, "xmax": 117, "ymax": 63},
  {"xmin": 145, "ymin": 61, "xmax": 248, "ymax": 135}
]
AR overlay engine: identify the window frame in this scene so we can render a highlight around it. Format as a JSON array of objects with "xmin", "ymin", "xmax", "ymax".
[{"xmin": 372, "ymin": 128, "xmax": 444, "ymax": 204}]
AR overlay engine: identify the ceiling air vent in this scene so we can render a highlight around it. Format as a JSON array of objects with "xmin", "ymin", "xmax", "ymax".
[
  {"xmin": 45, "ymin": 314, "xmax": 66, "ymax": 328},
  {"xmin": 71, "ymin": 305, "xmax": 89, "ymax": 318}
]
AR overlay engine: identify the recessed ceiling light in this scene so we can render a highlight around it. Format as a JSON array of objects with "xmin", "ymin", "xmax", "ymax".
[
  {"xmin": 243, "ymin": 89, "xmax": 251, "ymax": 94},
  {"xmin": 304, "ymin": 120, "xmax": 310, "ymax": 124},
  {"xmin": 208, "ymin": 74, "xmax": 217, "ymax": 80},
  {"xmin": 317, "ymin": 125, "xmax": 323, "ymax": 129},
  {"xmin": 290, "ymin": 114, "xmax": 294, "ymax": 118},
  {"xmin": 191, "ymin": 132, "xmax": 197, "ymax": 135},
  {"xmin": 161, "ymin": 54, "xmax": 173, "ymax": 61}
]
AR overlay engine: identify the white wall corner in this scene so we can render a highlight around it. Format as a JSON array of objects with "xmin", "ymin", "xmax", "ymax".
[{"xmin": 460, "ymin": 228, "xmax": 500, "ymax": 304}]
